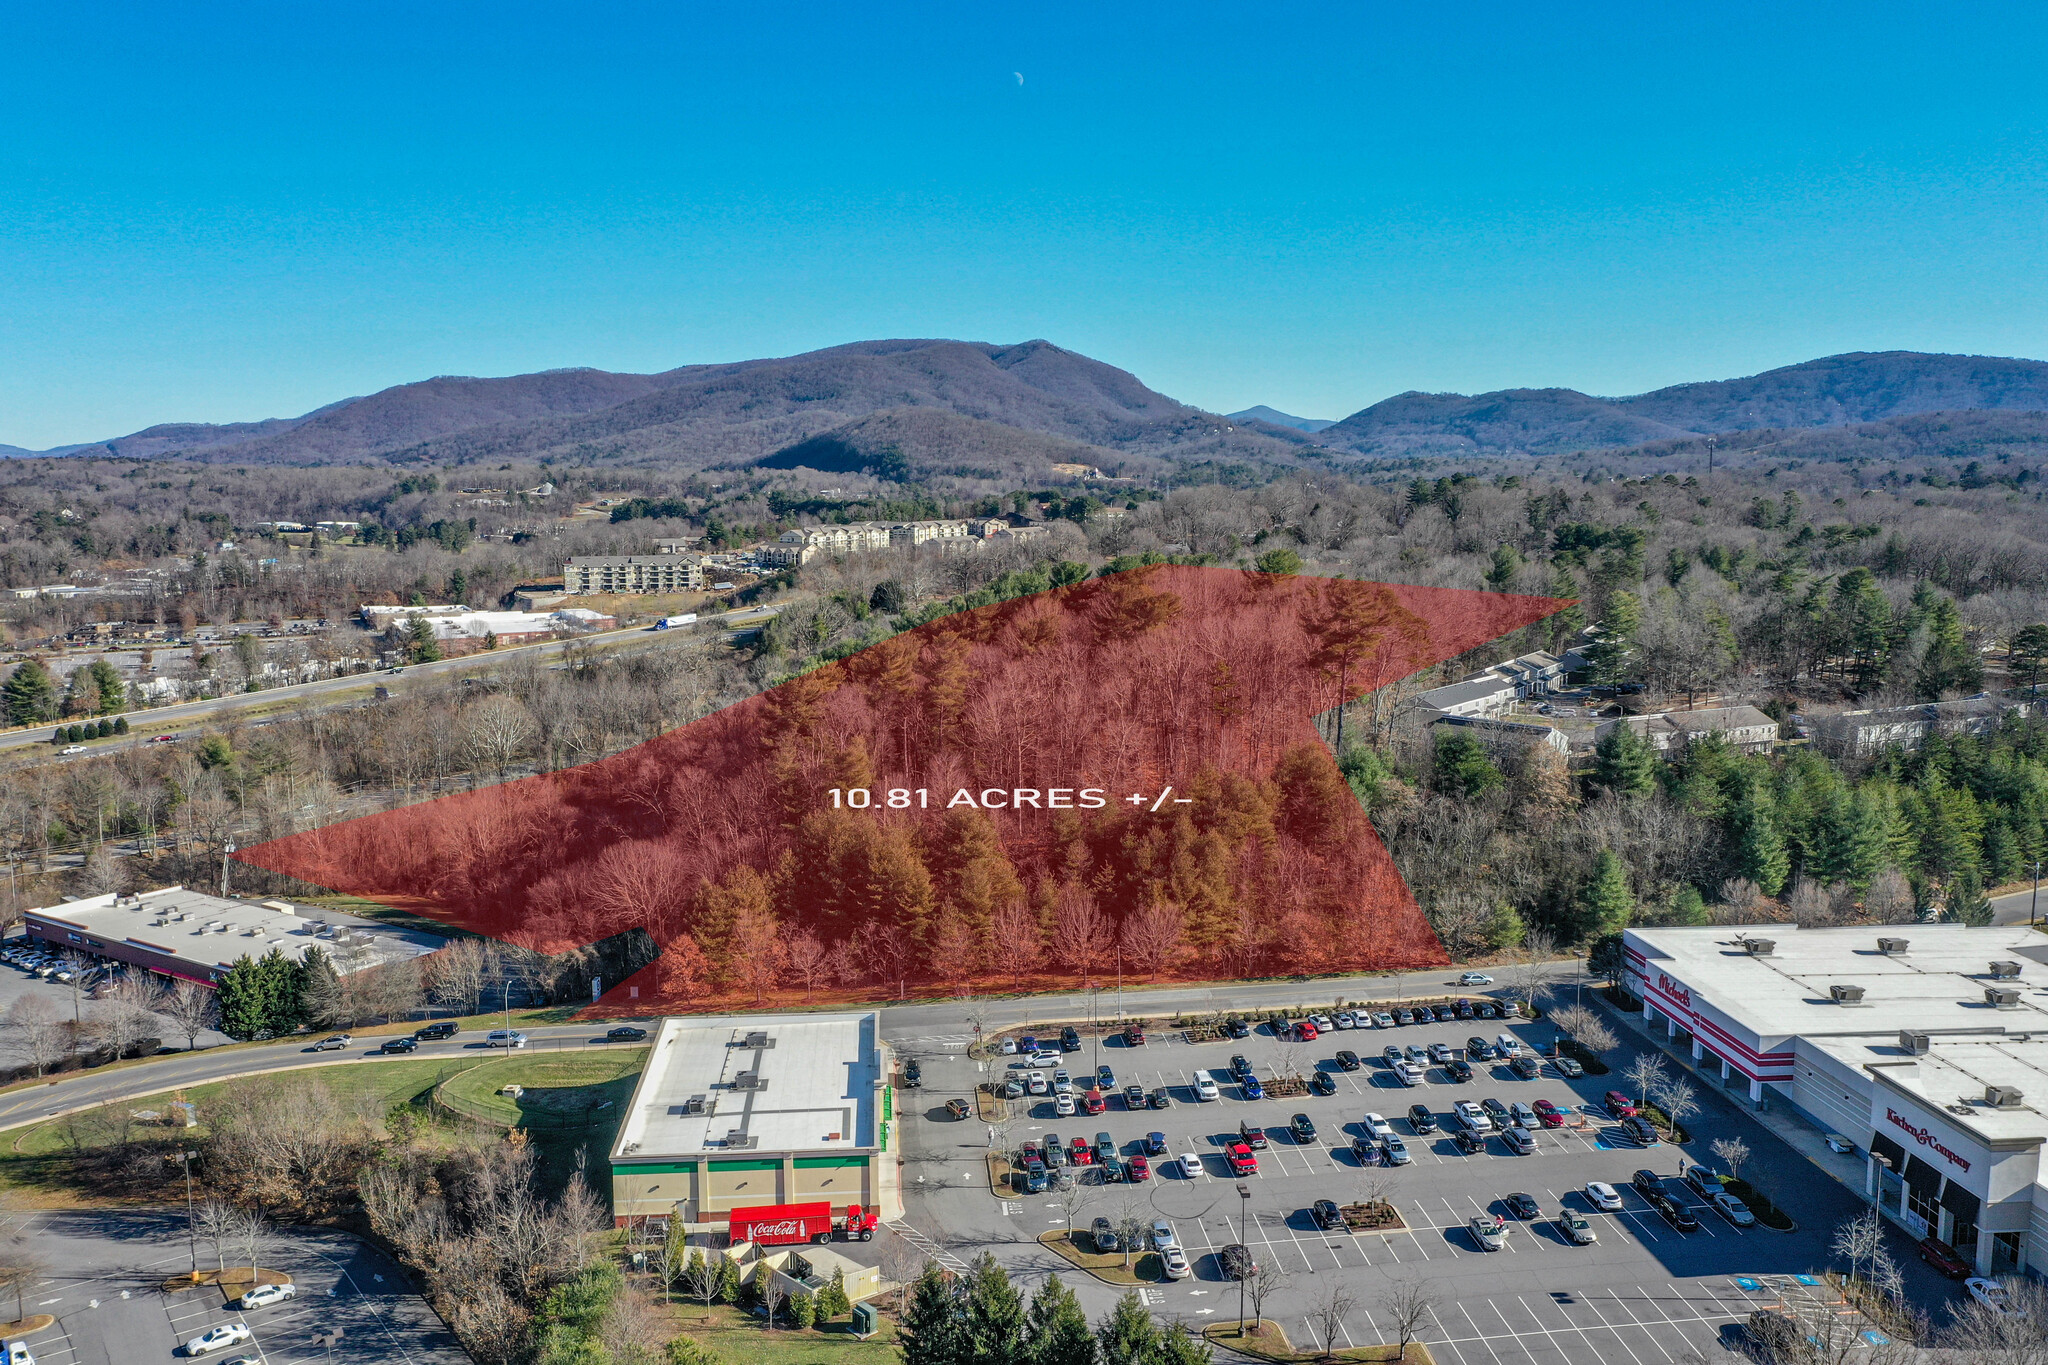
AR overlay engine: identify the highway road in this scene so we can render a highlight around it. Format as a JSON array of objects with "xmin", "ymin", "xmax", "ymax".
[
  {"xmin": 1995, "ymin": 879, "xmax": 2046, "ymax": 926},
  {"xmin": 0, "ymin": 604, "xmax": 779, "ymax": 759},
  {"xmin": 0, "ymin": 960, "xmax": 1580, "ymax": 1134}
]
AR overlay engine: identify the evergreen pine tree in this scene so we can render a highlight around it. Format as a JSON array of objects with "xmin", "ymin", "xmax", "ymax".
[
  {"xmin": 1730, "ymin": 786, "xmax": 1791, "ymax": 896},
  {"xmin": 1590, "ymin": 724, "xmax": 1657, "ymax": 799},
  {"xmin": 1, "ymin": 659, "xmax": 58, "ymax": 725},
  {"xmin": 962, "ymin": 1253, "xmax": 1025, "ymax": 1365},
  {"xmin": 815, "ymin": 1266, "xmax": 850, "ymax": 1319},
  {"xmin": 1432, "ymin": 730, "xmax": 1504, "ymax": 798},
  {"xmin": 789, "ymin": 1289, "xmax": 816, "ymax": 1330},
  {"xmin": 1151, "ymin": 1323, "xmax": 1213, "ymax": 1365},
  {"xmin": 1094, "ymin": 1293, "xmax": 1159, "ymax": 1365},
  {"xmin": 898, "ymin": 1264, "xmax": 963, "ymax": 1365},
  {"xmin": 1578, "ymin": 851, "xmax": 1634, "ymax": 939},
  {"xmin": 1917, "ymin": 596, "xmax": 1982, "ymax": 697},
  {"xmin": 714, "ymin": 1255, "xmax": 740, "ymax": 1304},
  {"xmin": 1669, "ymin": 885, "xmax": 1708, "ymax": 925},
  {"xmin": 1023, "ymin": 1275, "xmax": 1096, "ymax": 1365},
  {"xmin": 215, "ymin": 956, "xmax": 268, "ymax": 1040},
  {"xmin": 1948, "ymin": 870, "xmax": 1994, "ymax": 926}
]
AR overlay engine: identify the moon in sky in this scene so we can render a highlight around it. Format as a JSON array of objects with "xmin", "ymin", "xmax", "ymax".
[{"xmin": 1013, "ymin": 72, "xmax": 1024, "ymax": 86}]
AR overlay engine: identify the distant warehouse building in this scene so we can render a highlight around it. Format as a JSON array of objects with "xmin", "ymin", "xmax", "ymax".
[
  {"xmin": 609, "ymin": 1012, "xmax": 893, "ymax": 1229},
  {"xmin": 1624, "ymin": 923, "xmax": 2048, "ymax": 1279},
  {"xmin": 21, "ymin": 886, "xmax": 445, "ymax": 988},
  {"xmin": 564, "ymin": 556, "xmax": 707, "ymax": 595}
]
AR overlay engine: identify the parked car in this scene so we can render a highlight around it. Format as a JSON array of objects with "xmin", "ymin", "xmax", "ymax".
[
  {"xmin": 1500, "ymin": 1125, "xmax": 1536, "ymax": 1154},
  {"xmin": 1028, "ymin": 1049, "xmax": 1061, "ymax": 1067},
  {"xmin": 1179, "ymin": 1151, "xmax": 1203, "ymax": 1178},
  {"xmin": 1466, "ymin": 1036, "xmax": 1494, "ymax": 1061},
  {"xmin": 1290, "ymin": 1113, "xmax": 1317, "ymax": 1142},
  {"xmin": 1308, "ymin": 1072, "xmax": 1337, "ymax": 1096},
  {"xmin": 946, "ymin": 1098, "xmax": 972, "ymax": 1119},
  {"xmin": 1453, "ymin": 1100, "xmax": 1493, "ymax": 1132},
  {"xmin": 1452, "ymin": 1129, "xmax": 1485, "ymax": 1154},
  {"xmin": 1240, "ymin": 1072, "xmax": 1264, "ymax": 1099},
  {"xmin": 1161, "ymin": 1246, "xmax": 1190, "ymax": 1280},
  {"xmin": 1653, "ymin": 1194, "xmax": 1699, "ymax": 1232},
  {"xmin": 1027, "ymin": 1071, "xmax": 1049, "ymax": 1095},
  {"xmin": 1311, "ymin": 1014, "xmax": 1335, "ymax": 1035},
  {"xmin": 1919, "ymin": 1236, "xmax": 1972, "ymax": 1278},
  {"xmin": 1685, "ymin": 1167, "xmax": 1728, "ymax": 1198},
  {"xmin": 1445, "ymin": 1059, "xmax": 1474, "ymax": 1083},
  {"xmin": 1082, "ymin": 1090, "xmax": 1106, "ymax": 1115},
  {"xmin": 1099, "ymin": 1156, "xmax": 1127, "ymax": 1183},
  {"xmin": 1480, "ymin": 1097, "xmax": 1510, "ymax": 1124},
  {"xmin": 1510, "ymin": 1055, "xmax": 1541, "ymax": 1079},
  {"xmin": 1350, "ymin": 1136, "xmax": 1382, "ymax": 1165},
  {"xmin": 1220, "ymin": 1243, "xmax": 1258, "ymax": 1279},
  {"xmin": 1631, "ymin": 1169, "xmax": 1665, "ymax": 1198},
  {"xmin": 1531, "ymin": 1099, "xmax": 1566, "ymax": 1127},
  {"xmin": 1393, "ymin": 1008, "xmax": 1415, "ymax": 1026},
  {"xmin": 1381, "ymin": 1135, "xmax": 1411, "ymax": 1164},
  {"xmin": 1120, "ymin": 1083, "xmax": 1146, "ymax": 1110},
  {"xmin": 1097, "ymin": 1064, "xmax": 1115, "ymax": 1088},
  {"xmin": 1457, "ymin": 1000, "xmax": 1477, "ymax": 1020},
  {"xmin": 1434, "ymin": 1004, "xmax": 1458, "ymax": 1022},
  {"xmin": 1225, "ymin": 1141, "xmax": 1258, "ymax": 1175},
  {"xmin": 1297, "ymin": 1018, "xmax": 1320, "ymax": 1040},
  {"xmin": 1334, "ymin": 1010, "xmax": 1357, "ymax": 1029},
  {"xmin": 1043, "ymin": 1134, "xmax": 1065, "ymax": 1166},
  {"xmin": 902, "ymin": 1060, "xmax": 924, "ymax": 1088},
  {"xmin": 1126, "ymin": 1154, "xmax": 1150, "ymax": 1181},
  {"xmin": 1407, "ymin": 1104, "xmax": 1436, "ymax": 1133},
  {"xmin": 1494, "ymin": 1034, "xmax": 1522, "ymax": 1058},
  {"xmin": 1150, "ymin": 1219, "xmax": 1179, "ymax": 1251},
  {"xmin": 1604, "ymin": 1091, "xmax": 1638, "ymax": 1118},
  {"xmin": 238, "ymin": 1282, "xmax": 297, "ymax": 1309},
  {"xmin": 1003, "ymin": 1076, "xmax": 1026, "ymax": 1099},
  {"xmin": 1146, "ymin": 1131, "xmax": 1168, "ymax": 1154},
  {"xmin": 1508, "ymin": 1102, "xmax": 1539, "ymax": 1129},
  {"xmin": 1090, "ymin": 1217, "xmax": 1121, "ymax": 1253},
  {"xmin": 1061, "ymin": 1027, "xmax": 1081, "ymax": 1052},
  {"xmin": 1585, "ymin": 1181, "xmax": 1624, "ymax": 1212},
  {"xmin": 1557, "ymin": 1209, "xmax": 1597, "ymax": 1244},
  {"xmin": 1052, "ymin": 1069, "xmax": 1073, "ymax": 1093},
  {"xmin": 1373, "ymin": 1012, "xmax": 1395, "ymax": 1029},
  {"xmin": 1621, "ymin": 1116, "xmax": 1660, "ymax": 1146},
  {"xmin": 1150, "ymin": 1087, "xmax": 1173, "ymax": 1109},
  {"xmin": 1426, "ymin": 1041, "xmax": 1453, "ymax": 1064},
  {"xmin": 1713, "ymin": 1192, "xmax": 1756, "ymax": 1226},
  {"xmin": 1225, "ymin": 1019, "xmax": 1252, "ymax": 1039},
  {"xmin": 1055, "ymin": 1092, "xmax": 1077, "ymax": 1116},
  {"xmin": 1554, "ymin": 1057, "xmax": 1585, "ymax": 1079},
  {"xmin": 1967, "ymin": 1276, "xmax": 2019, "ymax": 1315},
  {"xmin": 1123, "ymin": 1024, "xmax": 1147, "ymax": 1046},
  {"xmin": 1503, "ymin": 1192, "xmax": 1540, "ymax": 1220},
  {"xmin": 1477, "ymin": 1001, "xmax": 1499, "ymax": 1019},
  {"xmin": 1311, "ymin": 1198, "xmax": 1344, "ymax": 1230},
  {"xmin": 1195, "ymin": 1073, "xmax": 1220, "ymax": 1101},
  {"xmin": 1469, "ymin": 1215, "xmax": 1506, "ymax": 1251},
  {"xmin": 1239, "ymin": 1121, "xmax": 1268, "ymax": 1149},
  {"xmin": 606, "ymin": 1025, "xmax": 648, "ymax": 1041},
  {"xmin": 1363, "ymin": 1112, "xmax": 1393, "ymax": 1138},
  {"xmin": 1335, "ymin": 1049, "xmax": 1361, "ymax": 1071}
]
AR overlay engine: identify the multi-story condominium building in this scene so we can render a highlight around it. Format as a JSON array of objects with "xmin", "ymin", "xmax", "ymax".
[{"xmin": 564, "ymin": 556, "xmax": 707, "ymax": 595}]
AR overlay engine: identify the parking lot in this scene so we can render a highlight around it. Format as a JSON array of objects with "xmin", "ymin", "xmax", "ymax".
[
  {"xmin": 0, "ymin": 1208, "xmax": 469, "ymax": 1365},
  {"xmin": 896, "ymin": 1002, "xmax": 1939, "ymax": 1365},
  {"xmin": 0, "ymin": 936, "xmax": 232, "ymax": 1048}
]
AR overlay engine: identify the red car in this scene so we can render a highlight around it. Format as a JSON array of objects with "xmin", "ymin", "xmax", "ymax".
[
  {"xmin": 1532, "ymin": 1099, "xmax": 1566, "ymax": 1128},
  {"xmin": 1917, "ymin": 1236, "xmax": 1971, "ymax": 1278},
  {"xmin": 1083, "ymin": 1089, "xmax": 1106, "ymax": 1115},
  {"xmin": 1126, "ymin": 1154, "xmax": 1151, "ymax": 1181},
  {"xmin": 1070, "ymin": 1137, "xmax": 1094, "ymax": 1165},
  {"xmin": 1604, "ymin": 1091, "xmax": 1638, "ymax": 1118},
  {"xmin": 1226, "ymin": 1141, "xmax": 1258, "ymax": 1175},
  {"xmin": 1297, "ymin": 1019, "xmax": 1320, "ymax": 1041},
  {"xmin": 149, "ymin": 734, "xmax": 178, "ymax": 743}
]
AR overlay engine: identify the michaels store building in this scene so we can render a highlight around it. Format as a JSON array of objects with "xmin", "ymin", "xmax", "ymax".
[{"xmin": 1624, "ymin": 923, "xmax": 2048, "ymax": 1278}]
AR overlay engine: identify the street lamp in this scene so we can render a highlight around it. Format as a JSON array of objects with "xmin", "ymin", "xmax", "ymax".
[
  {"xmin": 1235, "ymin": 1183, "xmax": 1251, "ymax": 1335},
  {"xmin": 2030, "ymin": 858, "xmax": 2041, "ymax": 928}
]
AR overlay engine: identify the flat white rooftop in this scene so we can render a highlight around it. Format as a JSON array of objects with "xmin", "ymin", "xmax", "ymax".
[
  {"xmin": 26, "ymin": 885, "xmax": 445, "ymax": 973},
  {"xmin": 1810, "ymin": 1032, "xmax": 2048, "ymax": 1147},
  {"xmin": 613, "ymin": 1012, "xmax": 881, "ymax": 1162},
  {"xmin": 1631, "ymin": 923, "xmax": 2048, "ymax": 1039}
]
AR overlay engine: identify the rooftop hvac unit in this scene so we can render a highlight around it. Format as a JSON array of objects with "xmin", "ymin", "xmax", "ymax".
[
  {"xmin": 1988, "ymin": 1084, "xmax": 2026, "ymax": 1109},
  {"xmin": 734, "ymin": 1071, "xmax": 767, "ymax": 1092},
  {"xmin": 1900, "ymin": 1030, "xmax": 1931, "ymax": 1055},
  {"xmin": 722, "ymin": 1130, "xmax": 757, "ymax": 1150},
  {"xmin": 1744, "ymin": 938, "xmax": 1776, "ymax": 956},
  {"xmin": 743, "ymin": 1030, "xmax": 775, "ymax": 1050},
  {"xmin": 1877, "ymin": 937, "xmax": 1909, "ymax": 955},
  {"xmin": 684, "ymin": 1095, "xmax": 715, "ymax": 1115},
  {"xmin": 1990, "ymin": 961, "xmax": 2024, "ymax": 980},
  {"xmin": 1987, "ymin": 986, "xmax": 2022, "ymax": 1008},
  {"xmin": 1829, "ymin": 985, "xmax": 1866, "ymax": 1004}
]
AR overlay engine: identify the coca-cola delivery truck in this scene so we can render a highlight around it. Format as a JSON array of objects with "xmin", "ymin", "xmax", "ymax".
[{"xmin": 727, "ymin": 1201, "xmax": 879, "ymax": 1246}]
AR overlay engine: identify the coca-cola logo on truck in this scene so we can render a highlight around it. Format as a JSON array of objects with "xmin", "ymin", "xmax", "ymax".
[{"xmin": 743, "ymin": 1220, "xmax": 806, "ymax": 1239}]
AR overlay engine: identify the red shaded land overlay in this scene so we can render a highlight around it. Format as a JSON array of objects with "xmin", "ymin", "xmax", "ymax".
[{"xmin": 237, "ymin": 567, "xmax": 1567, "ymax": 1013}]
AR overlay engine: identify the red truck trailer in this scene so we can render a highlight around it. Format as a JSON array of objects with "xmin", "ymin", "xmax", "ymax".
[{"xmin": 727, "ymin": 1201, "xmax": 879, "ymax": 1246}]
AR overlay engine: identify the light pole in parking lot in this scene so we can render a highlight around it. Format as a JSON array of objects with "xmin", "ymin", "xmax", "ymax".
[
  {"xmin": 167, "ymin": 1149, "xmax": 199, "ymax": 1280},
  {"xmin": 1235, "ymin": 1183, "xmax": 1251, "ymax": 1335}
]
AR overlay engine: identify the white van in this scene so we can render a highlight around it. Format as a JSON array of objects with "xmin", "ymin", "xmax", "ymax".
[
  {"xmin": 486, "ymin": 1029, "xmax": 529, "ymax": 1049},
  {"xmin": 1495, "ymin": 1034, "xmax": 1523, "ymax": 1059},
  {"xmin": 1395, "ymin": 1062, "xmax": 1425, "ymax": 1087}
]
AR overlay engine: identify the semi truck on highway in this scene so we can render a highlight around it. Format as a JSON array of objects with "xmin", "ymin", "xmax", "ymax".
[{"xmin": 653, "ymin": 614, "xmax": 698, "ymax": 629}]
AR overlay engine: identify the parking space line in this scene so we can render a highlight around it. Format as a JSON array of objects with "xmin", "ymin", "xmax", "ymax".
[
  {"xmin": 1606, "ymin": 1288, "xmax": 1679, "ymax": 1364},
  {"xmin": 1425, "ymin": 1304, "xmax": 1476, "ymax": 1365},
  {"xmin": 1456, "ymin": 1301, "xmax": 1511, "ymax": 1365},
  {"xmin": 1571, "ymin": 1290, "xmax": 1656, "ymax": 1365}
]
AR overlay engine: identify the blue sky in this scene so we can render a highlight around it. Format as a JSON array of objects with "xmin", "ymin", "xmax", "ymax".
[{"xmin": 6, "ymin": 1, "xmax": 2048, "ymax": 447}]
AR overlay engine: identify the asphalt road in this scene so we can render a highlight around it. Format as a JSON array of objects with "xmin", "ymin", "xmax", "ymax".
[
  {"xmin": 0, "ymin": 604, "xmax": 779, "ymax": 759},
  {"xmin": 0, "ymin": 964, "xmax": 1573, "ymax": 1134},
  {"xmin": 1994, "ymin": 882, "xmax": 2045, "ymax": 926}
]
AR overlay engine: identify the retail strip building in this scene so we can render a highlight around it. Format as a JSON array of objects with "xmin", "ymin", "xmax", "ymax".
[
  {"xmin": 608, "ymin": 1012, "xmax": 892, "ymax": 1228},
  {"xmin": 1624, "ymin": 923, "xmax": 2048, "ymax": 1278}
]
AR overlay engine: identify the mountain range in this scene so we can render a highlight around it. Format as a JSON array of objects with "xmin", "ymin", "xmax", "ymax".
[{"xmin": 12, "ymin": 343, "xmax": 2048, "ymax": 477}]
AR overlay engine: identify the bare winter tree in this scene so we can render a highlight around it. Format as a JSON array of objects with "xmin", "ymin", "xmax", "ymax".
[
  {"xmin": 161, "ymin": 979, "xmax": 221, "ymax": 1051},
  {"xmin": 89, "ymin": 972, "xmax": 167, "ymax": 1061},
  {"xmin": 783, "ymin": 929, "xmax": 829, "ymax": 1004},
  {"xmin": 1380, "ymin": 1279, "xmax": 1439, "ymax": 1358},
  {"xmin": 1547, "ymin": 1003, "xmax": 1617, "ymax": 1057},
  {"xmin": 1624, "ymin": 1053, "xmax": 1669, "ymax": 1111},
  {"xmin": 1709, "ymin": 1135, "xmax": 1750, "ymax": 1185},
  {"xmin": 232, "ymin": 1205, "xmax": 274, "ymax": 1283},
  {"xmin": 428, "ymin": 938, "xmax": 498, "ymax": 1018},
  {"xmin": 5, "ymin": 994, "xmax": 68, "ymax": 1077},
  {"xmin": 756, "ymin": 1262, "xmax": 788, "ymax": 1331},
  {"xmin": 1648, "ymin": 1074, "xmax": 1700, "ymax": 1138},
  {"xmin": 1833, "ymin": 1211, "xmax": 1885, "ymax": 1293},
  {"xmin": 194, "ymin": 1197, "xmax": 238, "ymax": 1277},
  {"xmin": 1243, "ymin": 1255, "xmax": 1290, "ymax": 1335},
  {"xmin": 0, "ymin": 1245, "xmax": 48, "ymax": 1325},
  {"xmin": 1863, "ymin": 868, "xmax": 1918, "ymax": 924},
  {"xmin": 1305, "ymin": 1282, "xmax": 1356, "ymax": 1361}
]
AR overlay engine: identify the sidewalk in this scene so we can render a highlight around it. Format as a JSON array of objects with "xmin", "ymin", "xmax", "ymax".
[{"xmin": 1589, "ymin": 986, "xmax": 1872, "ymax": 1199}]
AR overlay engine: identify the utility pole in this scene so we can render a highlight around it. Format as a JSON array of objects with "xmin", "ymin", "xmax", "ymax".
[
  {"xmin": 168, "ymin": 1149, "xmax": 199, "ymax": 1280},
  {"xmin": 220, "ymin": 841, "xmax": 234, "ymax": 898},
  {"xmin": 2030, "ymin": 858, "xmax": 2041, "ymax": 928},
  {"xmin": 1115, "ymin": 945, "xmax": 1123, "ymax": 1026}
]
